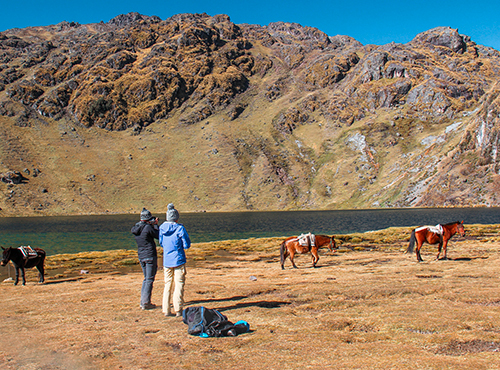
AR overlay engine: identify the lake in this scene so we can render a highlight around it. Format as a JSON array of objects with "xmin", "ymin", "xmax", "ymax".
[{"xmin": 0, "ymin": 207, "xmax": 499, "ymax": 255}]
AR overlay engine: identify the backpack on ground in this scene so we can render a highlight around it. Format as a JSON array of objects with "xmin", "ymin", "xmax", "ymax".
[{"xmin": 182, "ymin": 306, "xmax": 250, "ymax": 338}]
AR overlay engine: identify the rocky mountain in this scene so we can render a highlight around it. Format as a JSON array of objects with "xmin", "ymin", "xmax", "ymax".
[{"xmin": 1, "ymin": 12, "xmax": 499, "ymax": 217}]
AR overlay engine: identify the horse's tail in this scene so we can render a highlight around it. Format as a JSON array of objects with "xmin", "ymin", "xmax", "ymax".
[
  {"xmin": 280, "ymin": 241, "xmax": 286, "ymax": 267},
  {"xmin": 406, "ymin": 230, "xmax": 416, "ymax": 254}
]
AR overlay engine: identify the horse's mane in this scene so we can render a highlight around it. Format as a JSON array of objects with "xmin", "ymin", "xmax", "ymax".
[{"xmin": 443, "ymin": 221, "xmax": 461, "ymax": 226}]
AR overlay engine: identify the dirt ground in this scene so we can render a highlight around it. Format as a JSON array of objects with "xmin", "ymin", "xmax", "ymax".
[{"xmin": 1, "ymin": 232, "xmax": 500, "ymax": 369}]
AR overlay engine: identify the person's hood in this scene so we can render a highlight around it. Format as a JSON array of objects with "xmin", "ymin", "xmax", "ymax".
[
  {"xmin": 131, "ymin": 221, "xmax": 146, "ymax": 236},
  {"xmin": 160, "ymin": 222, "xmax": 179, "ymax": 237}
]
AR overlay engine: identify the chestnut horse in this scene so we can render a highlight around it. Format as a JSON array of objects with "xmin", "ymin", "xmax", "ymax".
[
  {"xmin": 280, "ymin": 234, "xmax": 336, "ymax": 269},
  {"xmin": 1, "ymin": 246, "xmax": 46, "ymax": 285},
  {"xmin": 406, "ymin": 221, "xmax": 465, "ymax": 262}
]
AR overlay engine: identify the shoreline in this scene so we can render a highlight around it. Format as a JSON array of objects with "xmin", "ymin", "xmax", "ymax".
[
  {"xmin": 2, "ymin": 224, "xmax": 496, "ymax": 284},
  {"xmin": 1, "ymin": 204, "xmax": 499, "ymax": 219}
]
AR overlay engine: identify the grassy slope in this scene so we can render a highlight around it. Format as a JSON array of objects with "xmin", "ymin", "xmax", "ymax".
[{"xmin": 0, "ymin": 64, "xmax": 485, "ymax": 217}]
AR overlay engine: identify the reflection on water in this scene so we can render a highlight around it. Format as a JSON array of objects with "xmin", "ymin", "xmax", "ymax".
[{"xmin": 0, "ymin": 208, "xmax": 499, "ymax": 255}]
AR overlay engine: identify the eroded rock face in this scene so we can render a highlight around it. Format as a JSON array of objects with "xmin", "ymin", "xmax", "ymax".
[
  {"xmin": 0, "ymin": 14, "xmax": 497, "ymax": 132},
  {"xmin": 459, "ymin": 84, "xmax": 500, "ymax": 169},
  {"xmin": 0, "ymin": 13, "xmax": 258, "ymax": 130}
]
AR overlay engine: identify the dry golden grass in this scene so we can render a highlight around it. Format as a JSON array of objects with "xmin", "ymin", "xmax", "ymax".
[{"xmin": 1, "ymin": 225, "xmax": 500, "ymax": 369}]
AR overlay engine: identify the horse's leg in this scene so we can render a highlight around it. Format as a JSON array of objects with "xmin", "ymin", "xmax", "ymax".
[
  {"xmin": 441, "ymin": 240, "xmax": 449, "ymax": 260},
  {"xmin": 281, "ymin": 248, "xmax": 289, "ymax": 270},
  {"xmin": 37, "ymin": 262, "xmax": 45, "ymax": 283},
  {"xmin": 436, "ymin": 241, "xmax": 442, "ymax": 260},
  {"xmin": 14, "ymin": 267, "xmax": 19, "ymax": 285},
  {"xmin": 21, "ymin": 267, "xmax": 26, "ymax": 286},
  {"xmin": 290, "ymin": 250, "xmax": 298, "ymax": 269},
  {"xmin": 415, "ymin": 240, "xmax": 424, "ymax": 262},
  {"xmin": 311, "ymin": 248, "xmax": 319, "ymax": 268}
]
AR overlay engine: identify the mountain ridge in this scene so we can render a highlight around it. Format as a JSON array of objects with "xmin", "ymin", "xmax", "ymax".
[{"xmin": 0, "ymin": 13, "xmax": 499, "ymax": 216}]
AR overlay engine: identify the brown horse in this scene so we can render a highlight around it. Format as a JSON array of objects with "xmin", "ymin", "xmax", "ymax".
[
  {"xmin": 280, "ymin": 234, "xmax": 336, "ymax": 269},
  {"xmin": 406, "ymin": 221, "xmax": 465, "ymax": 262},
  {"xmin": 1, "ymin": 246, "xmax": 46, "ymax": 285}
]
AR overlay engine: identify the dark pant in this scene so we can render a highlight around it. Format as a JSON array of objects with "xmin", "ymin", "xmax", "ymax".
[{"xmin": 140, "ymin": 258, "xmax": 157, "ymax": 306}]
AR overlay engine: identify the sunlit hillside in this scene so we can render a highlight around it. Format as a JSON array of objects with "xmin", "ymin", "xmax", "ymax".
[{"xmin": 1, "ymin": 13, "xmax": 500, "ymax": 216}]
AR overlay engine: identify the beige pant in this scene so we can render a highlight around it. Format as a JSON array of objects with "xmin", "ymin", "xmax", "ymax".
[{"xmin": 163, "ymin": 265, "xmax": 186, "ymax": 315}]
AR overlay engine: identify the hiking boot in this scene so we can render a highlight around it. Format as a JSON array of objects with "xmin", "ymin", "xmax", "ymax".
[{"xmin": 140, "ymin": 303, "xmax": 156, "ymax": 310}]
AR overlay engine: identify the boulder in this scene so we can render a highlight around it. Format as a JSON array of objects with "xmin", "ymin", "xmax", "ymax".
[
  {"xmin": 0, "ymin": 171, "xmax": 27, "ymax": 184},
  {"xmin": 410, "ymin": 27, "xmax": 466, "ymax": 53}
]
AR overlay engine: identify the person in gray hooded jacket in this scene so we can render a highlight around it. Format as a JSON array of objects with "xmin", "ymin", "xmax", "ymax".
[{"xmin": 131, "ymin": 208, "xmax": 159, "ymax": 310}]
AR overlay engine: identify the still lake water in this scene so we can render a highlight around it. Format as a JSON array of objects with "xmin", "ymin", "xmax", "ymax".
[{"xmin": 0, "ymin": 208, "xmax": 499, "ymax": 256}]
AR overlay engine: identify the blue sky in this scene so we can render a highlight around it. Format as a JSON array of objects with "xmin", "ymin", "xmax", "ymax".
[{"xmin": 2, "ymin": 0, "xmax": 500, "ymax": 50}]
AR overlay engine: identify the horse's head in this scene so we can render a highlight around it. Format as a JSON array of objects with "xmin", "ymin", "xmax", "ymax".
[
  {"xmin": 1, "ymin": 247, "xmax": 10, "ymax": 266},
  {"xmin": 457, "ymin": 221, "xmax": 466, "ymax": 237}
]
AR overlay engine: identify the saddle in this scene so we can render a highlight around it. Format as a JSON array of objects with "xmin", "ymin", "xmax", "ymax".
[
  {"xmin": 18, "ymin": 246, "xmax": 38, "ymax": 259},
  {"xmin": 298, "ymin": 233, "xmax": 316, "ymax": 247},
  {"xmin": 416, "ymin": 224, "xmax": 443, "ymax": 235}
]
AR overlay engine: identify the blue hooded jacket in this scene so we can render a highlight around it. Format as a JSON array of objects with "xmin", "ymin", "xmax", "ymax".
[{"xmin": 159, "ymin": 222, "xmax": 191, "ymax": 268}]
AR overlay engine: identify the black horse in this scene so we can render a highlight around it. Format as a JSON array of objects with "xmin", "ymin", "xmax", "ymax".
[{"xmin": 1, "ymin": 247, "xmax": 46, "ymax": 285}]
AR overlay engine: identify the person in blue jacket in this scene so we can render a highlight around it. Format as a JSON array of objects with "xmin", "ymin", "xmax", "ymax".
[
  {"xmin": 131, "ymin": 208, "xmax": 159, "ymax": 310},
  {"xmin": 159, "ymin": 203, "xmax": 191, "ymax": 317}
]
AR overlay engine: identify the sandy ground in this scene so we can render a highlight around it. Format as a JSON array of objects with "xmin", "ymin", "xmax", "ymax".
[{"xmin": 1, "ymin": 237, "xmax": 500, "ymax": 369}]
